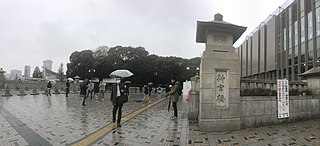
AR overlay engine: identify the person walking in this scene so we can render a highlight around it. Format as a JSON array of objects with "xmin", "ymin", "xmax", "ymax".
[
  {"xmin": 66, "ymin": 80, "xmax": 70, "ymax": 97},
  {"xmin": 93, "ymin": 82, "xmax": 99, "ymax": 99},
  {"xmin": 47, "ymin": 81, "xmax": 52, "ymax": 96},
  {"xmin": 82, "ymin": 78, "xmax": 89, "ymax": 106},
  {"xmin": 87, "ymin": 80, "xmax": 94, "ymax": 99},
  {"xmin": 167, "ymin": 78, "xmax": 180, "ymax": 120},
  {"xmin": 99, "ymin": 81, "xmax": 105, "ymax": 100},
  {"xmin": 111, "ymin": 78, "xmax": 128, "ymax": 127},
  {"xmin": 141, "ymin": 85, "xmax": 149, "ymax": 102}
]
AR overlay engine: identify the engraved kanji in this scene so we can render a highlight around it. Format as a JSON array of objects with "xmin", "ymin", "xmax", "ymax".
[
  {"xmin": 216, "ymin": 95, "xmax": 225, "ymax": 103},
  {"xmin": 217, "ymin": 84, "xmax": 224, "ymax": 91},
  {"xmin": 217, "ymin": 74, "xmax": 226, "ymax": 83}
]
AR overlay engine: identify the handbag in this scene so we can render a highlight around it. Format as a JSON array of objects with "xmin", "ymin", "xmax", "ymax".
[{"xmin": 122, "ymin": 95, "xmax": 128, "ymax": 103}]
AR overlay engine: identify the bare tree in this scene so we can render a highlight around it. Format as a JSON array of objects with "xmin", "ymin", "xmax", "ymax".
[{"xmin": 93, "ymin": 46, "xmax": 109, "ymax": 58}]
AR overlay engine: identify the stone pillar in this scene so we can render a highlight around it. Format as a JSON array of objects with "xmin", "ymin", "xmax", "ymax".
[
  {"xmin": 0, "ymin": 68, "xmax": 6, "ymax": 89},
  {"xmin": 188, "ymin": 75, "xmax": 200, "ymax": 120},
  {"xmin": 196, "ymin": 13, "xmax": 246, "ymax": 131}
]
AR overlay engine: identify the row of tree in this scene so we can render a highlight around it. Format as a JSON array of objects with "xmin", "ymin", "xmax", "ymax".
[{"xmin": 66, "ymin": 45, "xmax": 201, "ymax": 86}]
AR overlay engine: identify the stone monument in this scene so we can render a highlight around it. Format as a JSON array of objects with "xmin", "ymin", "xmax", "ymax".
[
  {"xmin": 196, "ymin": 13, "xmax": 246, "ymax": 131},
  {"xmin": 0, "ymin": 68, "xmax": 6, "ymax": 89},
  {"xmin": 17, "ymin": 89, "xmax": 27, "ymax": 96},
  {"xmin": 31, "ymin": 88, "xmax": 40, "ymax": 95}
]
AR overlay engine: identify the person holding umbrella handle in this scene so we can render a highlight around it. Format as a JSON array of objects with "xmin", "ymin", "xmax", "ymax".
[{"xmin": 166, "ymin": 78, "xmax": 180, "ymax": 120}]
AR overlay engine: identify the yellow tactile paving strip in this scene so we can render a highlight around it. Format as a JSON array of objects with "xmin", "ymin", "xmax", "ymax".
[{"xmin": 72, "ymin": 98, "xmax": 167, "ymax": 146}]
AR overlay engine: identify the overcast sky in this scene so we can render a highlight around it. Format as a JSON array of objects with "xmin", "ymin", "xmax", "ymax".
[{"xmin": 0, "ymin": 0, "xmax": 289, "ymax": 74}]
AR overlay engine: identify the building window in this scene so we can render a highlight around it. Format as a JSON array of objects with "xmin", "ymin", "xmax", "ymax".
[
  {"xmin": 301, "ymin": 54, "xmax": 306, "ymax": 63},
  {"xmin": 301, "ymin": 17, "xmax": 305, "ymax": 43},
  {"xmin": 294, "ymin": 46, "xmax": 298, "ymax": 57},
  {"xmin": 308, "ymin": 40, "xmax": 314, "ymax": 51},
  {"xmin": 301, "ymin": 63, "xmax": 306, "ymax": 73},
  {"xmin": 300, "ymin": 0, "xmax": 305, "ymax": 12},
  {"xmin": 316, "ymin": 7, "xmax": 320, "ymax": 36},
  {"xmin": 289, "ymin": 58, "xmax": 292, "ymax": 66},
  {"xmin": 294, "ymin": 21, "xmax": 298, "ymax": 46},
  {"xmin": 294, "ymin": 56, "xmax": 298, "ymax": 64},
  {"xmin": 289, "ymin": 25, "xmax": 292, "ymax": 48},
  {"xmin": 308, "ymin": 62, "xmax": 314, "ymax": 69},
  {"xmin": 308, "ymin": 51, "xmax": 314, "ymax": 61},
  {"xmin": 301, "ymin": 43, "xmax": 306, "ymax": 54},
  {"xmin": 307, "ymin": 12, "xmax": 313, "ymax": 40},
  {"xmin": 284, "ymin": 28, "xmax": 287, "ymax": 50},
  {"xmin": 317, "ymin": 37, "xmax": 320, "ymax": 49},
  {"xmin": 316, "ymin": 49, "xmax": 320, "ymax": 59},
  {"xmin": 294, "ymin": 65, "xmax": 298, "ymax": 80},
  {"xmin": 289, "ymin": 49, "xmax": 292, "ymax": 58}
]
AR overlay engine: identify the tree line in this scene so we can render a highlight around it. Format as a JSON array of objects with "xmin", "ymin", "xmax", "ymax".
[{"xmin": 66, "ymin": 45, "xmax": 200, "ymax": 87}]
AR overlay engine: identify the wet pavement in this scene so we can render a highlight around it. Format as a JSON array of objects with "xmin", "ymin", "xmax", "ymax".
[{"xmin": 0, "ymin": 90, "xmax": 319, "ymax": 146}]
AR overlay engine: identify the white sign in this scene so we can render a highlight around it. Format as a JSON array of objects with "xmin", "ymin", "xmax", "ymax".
[{"xmin": 277, "ymin": 79, "xmax": 289, "ymax": 119}]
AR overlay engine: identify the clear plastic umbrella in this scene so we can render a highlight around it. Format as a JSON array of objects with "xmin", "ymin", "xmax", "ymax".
[
  {"xmin": 109, "ymin": 69, "xmax": 133, "ymax": 78},
  {"xmin": 67, "ymin": 78, "xmax": 74, "ymax": 82}
]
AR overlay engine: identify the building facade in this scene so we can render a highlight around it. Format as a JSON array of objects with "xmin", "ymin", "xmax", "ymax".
[
  {"xmin": 238, "ymin": 0, "xmax": 320, "ymax": 81},
  {"xmin": 24, "ymin": 65, "xmax": 31, "ymax": 79},
  {"xmin": 9, "ymin": 69, "xmax": 22, "ymax": 80},
  {"xmin": 43, "ymin": 59, "xmax": 53, "ymax": 71}
]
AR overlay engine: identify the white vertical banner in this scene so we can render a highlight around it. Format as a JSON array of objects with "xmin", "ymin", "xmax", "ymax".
[{"xmin": 277, "ymin": 79, "xmax": 289, "ymax": 119}]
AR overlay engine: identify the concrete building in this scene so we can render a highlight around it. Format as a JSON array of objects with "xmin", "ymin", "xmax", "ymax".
[
  {"xmin": 43, "ymin": 60, "xmax": 53, "ymax": 71},
  {"xmin": 9, "ymin": 69, "xmax": 22, "ymax": 80},
  {"xmin": 237, "ymin": 0, "xmax": 320, "ymax": 81},
  {"xmin": 24, "ymin": 65, "xmax": 31, "ymax": 79}
]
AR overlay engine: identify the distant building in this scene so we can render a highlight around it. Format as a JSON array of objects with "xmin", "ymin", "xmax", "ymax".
[
  {"xmin": 43, "ymin": 59, "xmax": 53, "ymax": 79},
  {"xmin": 24, "ymin": 65, "xmax": 31, "ymax": 79},
  {"xmin": 10, "ymin": 70, "xmax": 22, "ymax": 80},
  {"xmin": 43, "ymin": 60, "xmax": 53, "ymax": 71},
  {"xmin": 43, "ymin": 68, "xmax": 66, "ymax": 81},
  {"xmin": 237, "ymin": 0, "xmax": 320, "ymax": 81}
]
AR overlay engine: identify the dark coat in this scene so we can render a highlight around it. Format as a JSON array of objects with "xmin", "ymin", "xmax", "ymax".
[
  {"xmin": 66, "ymin": 81, "xmax": 70, "ymax": 88},
  {"xmin": 47, "ymin": 82, "xmax": 52, "ymax": 88},
  {"xmin": 111, "ymin": 83, "xmax": 127, "ymax": 106}
]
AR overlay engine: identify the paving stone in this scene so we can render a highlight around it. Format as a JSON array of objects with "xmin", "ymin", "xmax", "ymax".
[{"xmin": 0, "ymin": 90, "xmax": 319, "ymax": 146}]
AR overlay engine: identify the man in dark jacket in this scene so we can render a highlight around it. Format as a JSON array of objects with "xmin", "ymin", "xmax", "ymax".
[
  {"xmin": 111, "ymin": 78, "xmax": 128, "ymax": 127},
  {"xmin": 47, "ymin": 81, "xmax": 52, "ymax": 96}
]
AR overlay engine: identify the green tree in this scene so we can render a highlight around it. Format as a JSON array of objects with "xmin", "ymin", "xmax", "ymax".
[
  {"xmin": 66, "ymin": 50, "xmax": 95, "ymax": 79},
  {"xmin": 66, "ymin": 45, "xmax": 201, "ymax": 86},
  {"xmin": 57, "ymin": 63, "xmax": 64, "ymax": 81},
  {"xmin": 32, "ymin": 66, "xmax": 43, "ymax": 78}
]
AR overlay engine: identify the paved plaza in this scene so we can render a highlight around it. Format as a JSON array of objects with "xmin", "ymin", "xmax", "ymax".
[{"xmin": 0, "ymin": 90, "xmax": 319, "ymax": 146}]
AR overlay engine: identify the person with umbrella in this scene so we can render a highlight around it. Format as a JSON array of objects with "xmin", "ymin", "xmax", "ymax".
[
  {"xmin": 109, "ymin": 69, "xmax": 133, "ymax": 127},
  {"xmin": 166, "ymin": 77, "xmax": 180, "ymax": 120}
]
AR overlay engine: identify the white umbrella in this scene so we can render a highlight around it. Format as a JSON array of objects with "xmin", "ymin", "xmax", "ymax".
[
  {"xmin": 109, "ymin": 69, "xmax": 133, "ymax": 78},
  {"xmin": 48, "ymin": 80, "xmax": 56, "ymax": 84},
  {"xmin": 67, "ymin": 78, "xmax": 74, "ymax": 82}
]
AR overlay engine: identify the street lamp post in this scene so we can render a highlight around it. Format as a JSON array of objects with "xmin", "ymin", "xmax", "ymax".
[
  {"xmin": 186, "ymin": 66, "xmax": 200, "ymax": 76},
  {"xmin": 89, "ymin": 69, "xmax": 95, "ymax": 80}
]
